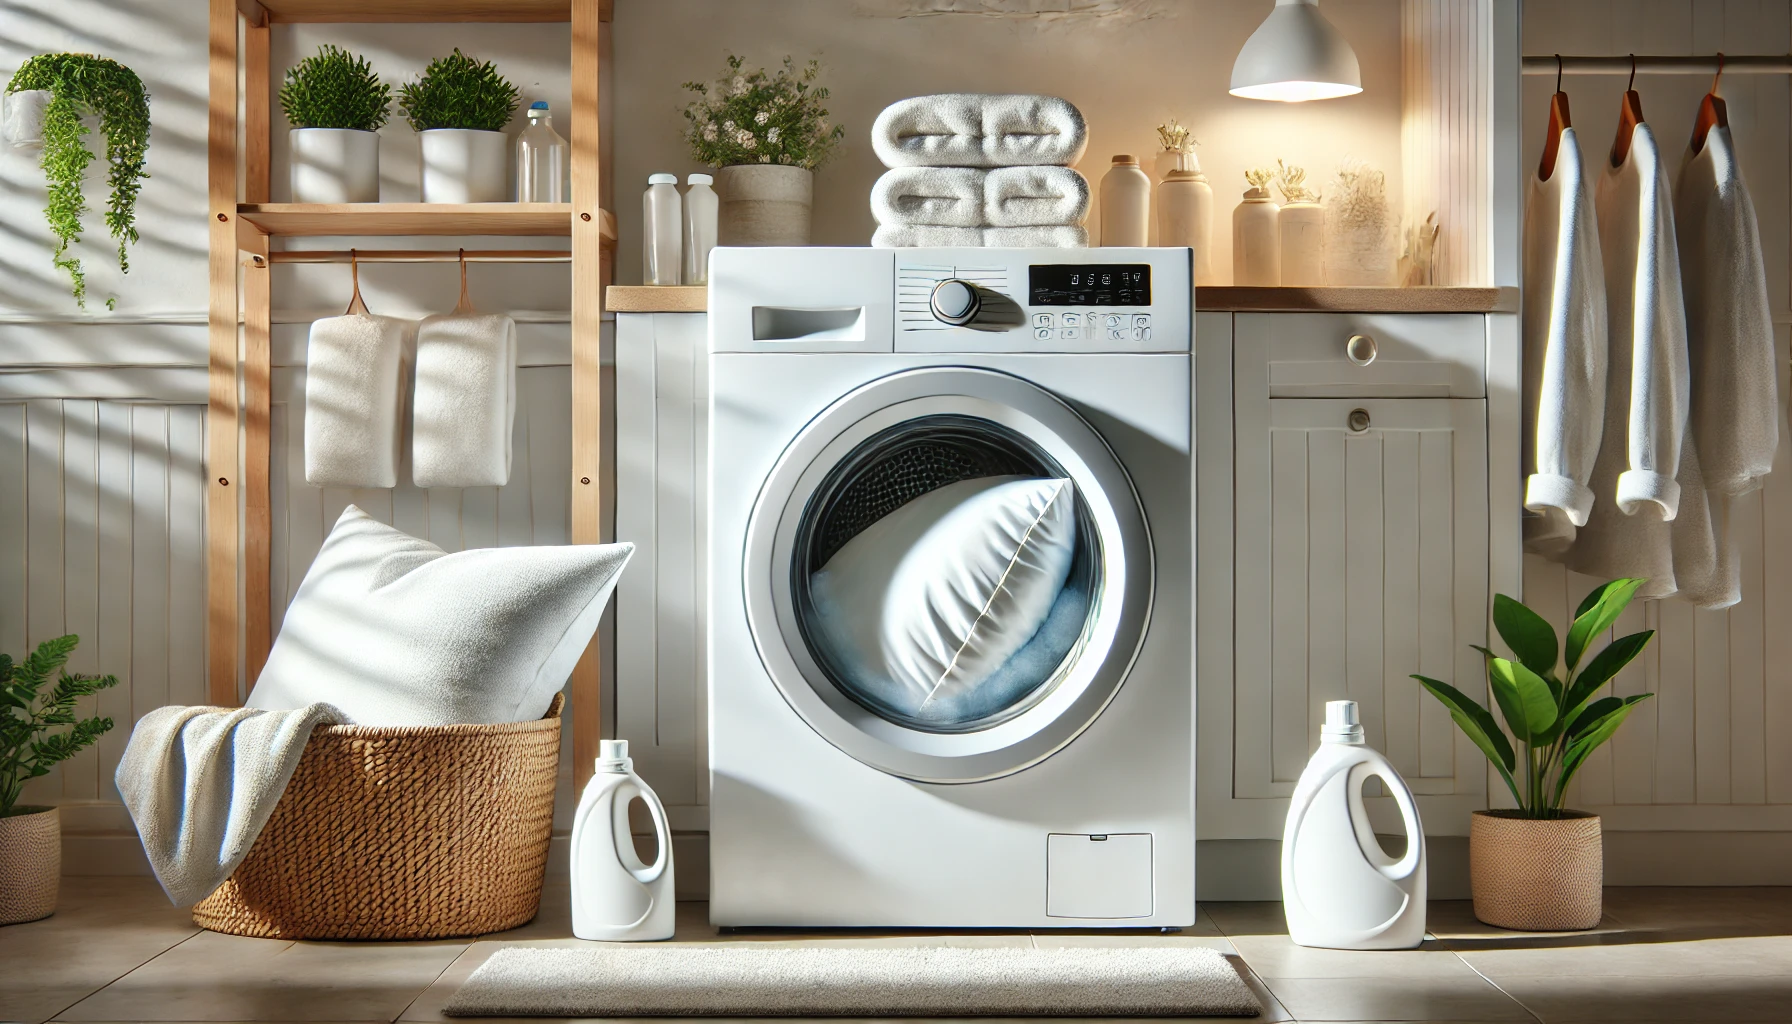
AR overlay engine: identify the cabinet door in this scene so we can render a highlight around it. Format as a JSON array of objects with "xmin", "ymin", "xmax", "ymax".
[{"xmin": 1234, "ymin": 397, "xmax": 1488, "ymax": 800}]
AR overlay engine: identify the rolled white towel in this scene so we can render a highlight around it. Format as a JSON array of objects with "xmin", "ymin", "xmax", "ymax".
[
  {"xmin": 872, "ymin": 94, "xmax": 1087, "ymax": 168},
  {"xmin": 412, "ymin": 312, "xmax": 517, "ymax": 489},
  {"xmin": 985, "ymin": 166, "xmax": 1090, "ymax": 227},
  {"xmin": 872, "ymin": 224, "xmax": 1088, "ymax": 249},
  {"xmin": 304, "ymin": 313, "xmax": 412, "ymax": 488},
  {"xmin": 872, "ymin": 167, "xmax": 986, "ymax": 227}
]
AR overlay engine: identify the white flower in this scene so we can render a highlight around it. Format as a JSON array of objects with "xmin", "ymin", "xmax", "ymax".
[
  {"xmin": 777, "ymin": 154, "xmax": 792, "ymax": 164},
  {"xmin": 702, "ymin": 123, "xmax": 717, "ymax": 141},
  {"xmin": 722, "ymin": 119, "xmax": 735, "ymax": 131},
  {"xmin": 730, "ymin": 75, "xmax": 747, "ymax": 95},
  {"xmin": 760, "ymin": 155, "xmax": 771, "ymax": 163},
  {"xmin": 754, "ymin": 110, "xmax": 770, "ymax": 126},
  {"xmin": 816, "ymin": 118, "xmax": 830, "ymax": 133},
  {"xmin": 765, "ymin": 126, "xmax": 781, "ymax": 144}
]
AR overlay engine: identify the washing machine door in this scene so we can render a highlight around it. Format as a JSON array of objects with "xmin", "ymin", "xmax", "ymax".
[{"xmin": 743, "ymin": 366, "xmax": 1153, "ymax": 783}]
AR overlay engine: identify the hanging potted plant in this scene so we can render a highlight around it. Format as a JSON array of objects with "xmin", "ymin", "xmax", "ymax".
[
  {"xmin": 400, "ymin": 49, "xmax": 519, "ymax": 204},
  {"xmin": 5, "ymin": 54, "xmax": 150, "ymax": 309},
  {"xmin": 682, "ymin": 54, "xmax": 845, "ymax": 245},
  {"xmin": 282, "ymin": 44, "xmax": 391, "ymax": 204},
  {"xmin": 1, "ymin": 635, "xmax": 118, "ymax": 925},
  {"xmin": 1412, "ymin": 579, "xmax": 1655, "ymax": 930}
]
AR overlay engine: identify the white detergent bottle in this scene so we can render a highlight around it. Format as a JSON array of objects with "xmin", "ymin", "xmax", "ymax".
[
  {"xmin": 571, "ymin": 739, "xmax": 676, "ymax": 941},
  {"xmin": 1281, "ymin": 700, "xmax": 1426, "ymax": 949}
]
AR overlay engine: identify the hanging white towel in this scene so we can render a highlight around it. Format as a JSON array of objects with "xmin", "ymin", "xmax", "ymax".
[
  {"xmin": 1668, "ymin": 124, "xmax": 1778, "ymax": 608},
  {"xmin": 871, "ymin": 94, "xmax": 1087, "ymax": 169},
  {"xmin": 1522, "ymin": 125, "xmax": 1609, "ymax": 558},
  {"xmin": 1563, "ymin": 122, "xmax": 1690, "ymax": 599},
  {"xmin": 412, "ymin": 312, "xmax": 517, "ymax": 489},
  {"xmin": 304, "ymin": 313, "xmax": 412, "ymax": 488}
]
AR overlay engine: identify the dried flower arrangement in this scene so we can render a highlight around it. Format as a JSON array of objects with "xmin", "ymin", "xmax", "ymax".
[
  {"xmin": 1243, "ymin": 166, "xmax": 1274, "ymax": 198},
  {"xmin": 1276, "ymin": 159, "xmax": 1320, "ymax": 205},
  {"xmin": 682, "ymin": 54, "xmax": 845, "ymax": 170},
  {"xmin": 1325, "ymin": 158, "xmax": 1394, "ymax": 285},
  {"xmin": 1156, "ymin": 118, "xmax": 1195, "ymax": 155}
]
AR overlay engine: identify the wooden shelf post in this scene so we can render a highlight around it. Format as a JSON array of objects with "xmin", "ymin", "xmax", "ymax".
[
  {"xmin": 569, "ymin": 0, "xmax": 604, "ymax": 790},
  {"xmin": 207, "ymin": 0, "xmax": 241, "ymax": 706}
]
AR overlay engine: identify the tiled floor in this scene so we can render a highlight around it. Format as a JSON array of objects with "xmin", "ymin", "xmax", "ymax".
[{"xmin": 4, "ymin": 878, "xmax": 1790, "ymax": 1023}]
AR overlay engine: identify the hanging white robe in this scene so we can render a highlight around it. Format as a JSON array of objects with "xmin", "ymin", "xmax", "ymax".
[
  {"xmin": 1522, "ymin": 126, "xmax": 1608, "ymax": 557},
  {"xmin": 1564, "ymin": 121, "xmax": 1691, "ymax": 599},
  {"xmin": 1668, "ymin": 123, "xmax": 1779, "ymax": 609}
]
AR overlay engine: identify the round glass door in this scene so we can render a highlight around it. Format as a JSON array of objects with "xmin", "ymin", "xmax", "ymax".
[{"xmin": 743, "ymin": 367, "xmax": 1152, "ymax": 782}]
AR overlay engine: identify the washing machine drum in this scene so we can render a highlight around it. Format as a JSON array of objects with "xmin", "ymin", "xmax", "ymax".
[{"xmin": 744, "ymin": 367, "xmax": 1153, "ymax": 783}]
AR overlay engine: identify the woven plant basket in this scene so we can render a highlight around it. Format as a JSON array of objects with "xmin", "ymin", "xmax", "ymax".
[
  {"xmin": 192, "ymin": 695, "xmax": 562, "ymax": 941},
  {"xmin": 1469, "ymin": 809, "xmax": 1602, "ymax": 930}
]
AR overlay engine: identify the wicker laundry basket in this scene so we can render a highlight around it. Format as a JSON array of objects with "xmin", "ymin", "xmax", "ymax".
[{"xmin": 192, "ymin": 695, "xmax": 562, "ymax": 940}]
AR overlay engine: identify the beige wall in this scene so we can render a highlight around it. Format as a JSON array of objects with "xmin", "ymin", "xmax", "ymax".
[{"xmin": 612, "ymin": 0, "xmax": 1407, "ymax": 283}]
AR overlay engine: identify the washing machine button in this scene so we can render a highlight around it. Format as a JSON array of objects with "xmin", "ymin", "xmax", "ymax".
[
  {"xmin": 1033, "ymin": 312, "xmax": 1055, "ymax": 329},
  {"xmin": 1132, "ymin": 327, "xmax": 1152, "ymax": 342},
  {"xmin": 1104, "ymin": 314, "xmax": 1125, "ymax": 330},
  {"xmin": 1035, "ymin": 327, "xmax": 1055, "ymax": 341},
  {"xmin": 1061, "ymin": 312, "xmax": 1082, "ymax": 329},
  {"xmin": 1106, "ymin": 328, "xmax": 1128, "ymax": 342},
  {"xmin": 930, "ymin": 279, "xmax": 983, "ymax": 325},
  {"xmin": 1133, "ymin": 314, "xmax": 1152, "ymax": 329},
  {"xmin": 1058, "ymin": 328, "xmax": 1080, "ymax": 340}
]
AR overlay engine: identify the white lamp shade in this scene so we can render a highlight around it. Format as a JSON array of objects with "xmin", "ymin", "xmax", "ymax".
[{"xmin": 1230, "ymin": 0, "xmax": 1363, "ymax": 102}]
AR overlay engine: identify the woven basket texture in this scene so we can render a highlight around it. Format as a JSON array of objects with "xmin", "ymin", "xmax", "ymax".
[
  {"xmin": 192, "ymin": 695, "xmax": 562, "ymax": 941},
  {"xmin": 1470, "ymin": 809, "xmax": 1602, "ymax": 931},
  {"xmin": 0, "ymin": 806, "xmax": 61, "ymax": 925}
]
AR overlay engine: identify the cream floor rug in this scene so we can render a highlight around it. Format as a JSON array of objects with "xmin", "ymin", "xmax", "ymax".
[{"xmin": 444, "ymin": 944, "xmax": 1261, "ymax": 1017}]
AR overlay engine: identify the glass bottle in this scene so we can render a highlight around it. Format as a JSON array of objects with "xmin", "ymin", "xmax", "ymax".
[
  {"xmin": 643, "ymin": 173, "xmax": 683, "ymax": 286},
  {"xmin": 682, "ymin": 173, "xmax": 718, "ymax": 285},
  {"xmin": 516, "ymin": 101, "xmax": 567, "ymax": 203}
]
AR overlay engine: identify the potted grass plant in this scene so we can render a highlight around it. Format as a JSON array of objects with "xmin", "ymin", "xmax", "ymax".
[
  {"xmin": 1412, "ymin": 578, "xmax": 1655, "ymax": 930},
  {"xmin": 400, "ymin": 49, "xmax": 519, "ymax": 204},
  {"xmin": 282, "ymin": 44, "xmax": 391, "ymax": 204},
  {"xmin": 1, "ymin": 635, "xmax": 118, "ymax": 925},
  {"xmin": 682, "ymin": 54, "xmax": 846, "ymax": 245},
  {"xmin": 5, "ymin": 54, "xmax": 150, "ymax": 309}
]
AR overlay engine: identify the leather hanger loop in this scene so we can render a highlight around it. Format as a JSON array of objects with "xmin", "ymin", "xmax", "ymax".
[
  {"xmin": 1712, "ymin": 52, "xmax": 1725, "ymax": 95},
  {"xmin": 454, "ymin": 247, "xmax": 476, "ymax": 315},
  {"xmin": 1628, "ymin": 53, "xmax": 1637, "ymax": 92},
  {"xmin": 344, "ymin": 247, "xmax": 370, "ymax": 316},
  {"xmin": 1556, "ymin": 54, "xmax": 1563, "ymax": 94}
]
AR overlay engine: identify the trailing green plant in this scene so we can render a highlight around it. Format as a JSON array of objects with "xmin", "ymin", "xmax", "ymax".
[
  {"xmin": 7, "ymin": 53, "xmax": 150, "ymax": 309},
  {"xmin": 1412, "ymin": 579, "xmax": 1655, "ymax": 819},
  {"xmin": 682, "ymin": 54, "xmax": 845, "ymax": 170},
  {"xmin": 280, "ymin": 44, "xmax": 392, "ymax": 132},
  {"xmin": 1, "ymin": 635, "xmax": 118, "ymax": 818},
  {"xmin": 398, "ymin": 49, "xmax": 519, "ymax": 132}
]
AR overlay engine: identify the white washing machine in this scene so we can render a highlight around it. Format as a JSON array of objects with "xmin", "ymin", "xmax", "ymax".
[{"xmin": 707, "ymin": 246, "xmax": 1193, "ymax": 929}]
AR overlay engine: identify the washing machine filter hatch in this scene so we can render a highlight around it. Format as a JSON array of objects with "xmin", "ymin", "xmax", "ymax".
[{"xmin": 790, "ymin": 413, "xmax": 1101, "ymax": 734}]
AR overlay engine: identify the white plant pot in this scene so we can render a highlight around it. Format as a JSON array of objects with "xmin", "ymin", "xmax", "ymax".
[
  {"xmin": 419, "ymin": 129, "xmax": 508, "ymax": 204},
  {"xmin": 716, "ymin": 164, "xmax": 812, "ymax": 245},
  {"xmin": 3, "ymin": 89, "xmax": 51, "ymax": 149},
  {"xmin": 290, "ymin": 128, "xmax": 380, "ymax": 204}
]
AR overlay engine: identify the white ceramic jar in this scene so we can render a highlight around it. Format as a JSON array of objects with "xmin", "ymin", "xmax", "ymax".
[
  {"xmin": 1232, "ymin": 186, "xmax": 1281, "ymax": 286},
  {"xmin": 419, "ymin": 128, "xmax": 508, "ymax": 204},
  {"xmin": 1157, "ymin": 169, "xmax": 1214, "ymax": 283},
  {"xmin": 1280, "ymin": 200, "xmax": 1325, "ymax": 286},
  {"xmin": 1099, "ymin": 155, "xmax": 1151, "ymax": 247},
  {"xmin": 290, "ymin": 127, "xmax": 380, "ymax": 203},
  {"xmin": 2, "ymin": 89, "xmax": 51, "ymax": 149}
]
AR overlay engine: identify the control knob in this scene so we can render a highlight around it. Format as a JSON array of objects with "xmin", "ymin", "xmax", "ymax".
[{"xmin": 929, "ymin": 279, "xmax": 982, "ymax": 326}]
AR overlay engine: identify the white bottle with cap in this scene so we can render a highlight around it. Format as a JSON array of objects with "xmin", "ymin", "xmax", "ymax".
[
  {"xmin": 643, "ymin": 173, "xmax": 683, "ymax": 286},
  {"xmin": 1281, "ymin": 700, "xmax": 1426, "ymax": 950},
  {"xmin": 682, "ymin": 173, "xmax": 718, "ymax": 285},
  {"xmin": 570, "ymin": 739, "xmax": 676, "ymax": 941}
]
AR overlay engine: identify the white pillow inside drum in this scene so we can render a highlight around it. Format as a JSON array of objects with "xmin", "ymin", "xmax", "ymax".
[{"xmin": 807, "ymin": 476, "xmax": 1077, "ymax": 726}]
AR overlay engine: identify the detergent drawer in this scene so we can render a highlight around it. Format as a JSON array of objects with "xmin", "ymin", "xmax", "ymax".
[{"xmin": 710, "ymin": 247, "xmax": 895, "ymax": 354}]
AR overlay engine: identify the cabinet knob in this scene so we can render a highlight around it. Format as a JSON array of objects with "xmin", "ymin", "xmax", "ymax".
[
  {"xmin": 1347, "ymin": 408, "xmax": 1371, "ymax": 433},
  {"xmin": 1345, "ymin": 333, "xmax": 1377, "ymax": 366}
]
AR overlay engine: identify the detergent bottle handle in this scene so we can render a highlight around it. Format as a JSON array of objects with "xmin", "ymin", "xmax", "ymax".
[
  {"xmin": 617, "ymin": 778, "xmax": 672, "ymax": 887},
  {"xmin": 1357, "ymin": 750, "xmax": 1425, "ymax": 883}
]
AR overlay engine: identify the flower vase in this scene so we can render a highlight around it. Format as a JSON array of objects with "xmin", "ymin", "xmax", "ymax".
[{"xmin": 716, "ymin": 164, "xmax": 812, "ymax": 246}]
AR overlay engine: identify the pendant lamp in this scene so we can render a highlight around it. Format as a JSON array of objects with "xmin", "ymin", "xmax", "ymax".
[{"xmin": 1230, "ymin": 0, "xmax": 1363, "ymax": 102}]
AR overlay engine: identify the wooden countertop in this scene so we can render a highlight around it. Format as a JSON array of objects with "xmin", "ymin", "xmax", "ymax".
[{"xmin": 604, "ymin": 285, "xmax": 1519, "ymax": 316}]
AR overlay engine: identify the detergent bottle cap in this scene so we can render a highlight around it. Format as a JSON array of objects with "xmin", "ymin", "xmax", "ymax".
[
  {"xmin": 1321, "ymin": 700, "xmax": 1365, "ymax": 744},
  {"xmin": 597, "ymin": 739, "xmax": 632, "ymax": 773}
]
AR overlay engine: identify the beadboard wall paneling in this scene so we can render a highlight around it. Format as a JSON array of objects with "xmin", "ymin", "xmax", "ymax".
[
  {"xmin": 1517, "ymin": 1, "xmax": 1792, "ymax": 831},
  {"xmin": 1402, "ymin": 0, "xmax": 1493, "ymax": 286}
]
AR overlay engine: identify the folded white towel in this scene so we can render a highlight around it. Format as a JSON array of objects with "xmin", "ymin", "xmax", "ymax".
[
  {"xmin": 985, "ymin": 166, "xmax": 1090, "ymax": 227},
  {"xmin": 872, "ymin": 94, "xmax": 1087, "ymax": 168},
  {"xmin": 412, "ymin": 312, "xmax": 517, "ymax": 488},
  {"xmin": 304, "ymin": 313, "xmax": 412, "ymax": 488},
  {"xmin": 872, "ymin": 167, "xmax": 986, "ymax": 227},
  {"xmin": 115, "ymin": 702, "xmax": 344, "ymax": 906},
  {"xmin": 872, "ymin": 224, "xmax": 1088, "ymax": 248}
]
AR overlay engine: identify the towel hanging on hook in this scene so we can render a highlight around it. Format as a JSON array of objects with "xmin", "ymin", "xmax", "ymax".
[
  {"xmin": 412, "ymin": 248, "xmax": 517, "ymax": 488},
  {"xmin": 1610, "ymin": 54, "xmax": 1646, "ymax": 167},
  {"xmin": 1540, "ymin": 54, "xmax": 1574, "ymax": 180}
]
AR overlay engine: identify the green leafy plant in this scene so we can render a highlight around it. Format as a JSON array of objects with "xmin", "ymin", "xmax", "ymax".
[
  {"xmin": 399, "ymin": 49, "xmax": 519, "ymax": 132},
  {"xmin": 1, "ymin": 635, "xmax": 119, "ymax": 818},
  {"xmin": 7, "ymin": 53, "xmax": 150, "ymax": 309},
  {"xmin": 1413, "ymin": 579, "xmax": 1655, "ymax": 818},
  {"xmin": 682, "ymin": 54, "xmax": 845, "ymax": 170},
  {"xmin": 280, "ymin": 44, "xmax": 392, "ymax": 132}
]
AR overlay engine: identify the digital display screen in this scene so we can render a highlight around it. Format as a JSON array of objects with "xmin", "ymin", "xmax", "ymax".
[{"xmin": 1028, "ymin": 264, "xmax": 1151, "ymax": 306}]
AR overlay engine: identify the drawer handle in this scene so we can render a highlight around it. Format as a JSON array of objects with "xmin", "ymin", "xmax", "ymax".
[
  {"xmin": 1345, "ymin": 333, "xmax": 1377, "ymax": 366},
  {"xmin": 1348, "ymin": 408, "xmax": 1371, "ymax": 433}
]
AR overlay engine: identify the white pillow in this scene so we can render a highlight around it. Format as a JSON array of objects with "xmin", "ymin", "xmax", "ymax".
[
  {"xmin": 247, "ymin": 505, "xmax": 633, "ymax": 726},
  {"xmin": 808, "ymin": 476, "xmax": 1076, "ymax": 723}
]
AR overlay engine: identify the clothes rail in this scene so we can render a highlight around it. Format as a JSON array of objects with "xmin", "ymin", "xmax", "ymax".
[
  {"xmin": 1522, "ymin": 54, "xmax": 1792, "ymax": 75},
  {"xmin": 253, "ymin": 249, "xmax": 572, "ymax": 265}
]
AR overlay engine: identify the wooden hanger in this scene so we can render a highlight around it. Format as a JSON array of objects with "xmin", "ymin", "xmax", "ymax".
[
  {"xmin": 1692, "ymin": 52, "xmax": 1728, "ymax": 154},
  {"xmin": 1610, "ymin": 54, "xmax": 1645, "ymax": 167},
  {"xmin": 1540, "ymin": 54, "xmax": 1573, "ymax": 180},
  {"xmin": 453, "ymin": 248, "xmax": 477, "ymax": 315},
  {"xmin": 343, "ymin": 248, "xmax": 370, "ymax": 315}
]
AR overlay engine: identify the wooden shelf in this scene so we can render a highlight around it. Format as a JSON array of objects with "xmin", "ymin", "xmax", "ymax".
[
  {"xmin": 606, "ymin": 285, "xmax": 707, "ymax": 313},
  {"xmin": 235, "ymin": 203, "xmax": 612, "ymax": 239},
  {"xmin": 1196, "ymin": 286, "xmax": 1518, "ymax": 314},
  {"xmin": 248, "ymin": 0, "xmax": 610, "ymax": 23}
]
